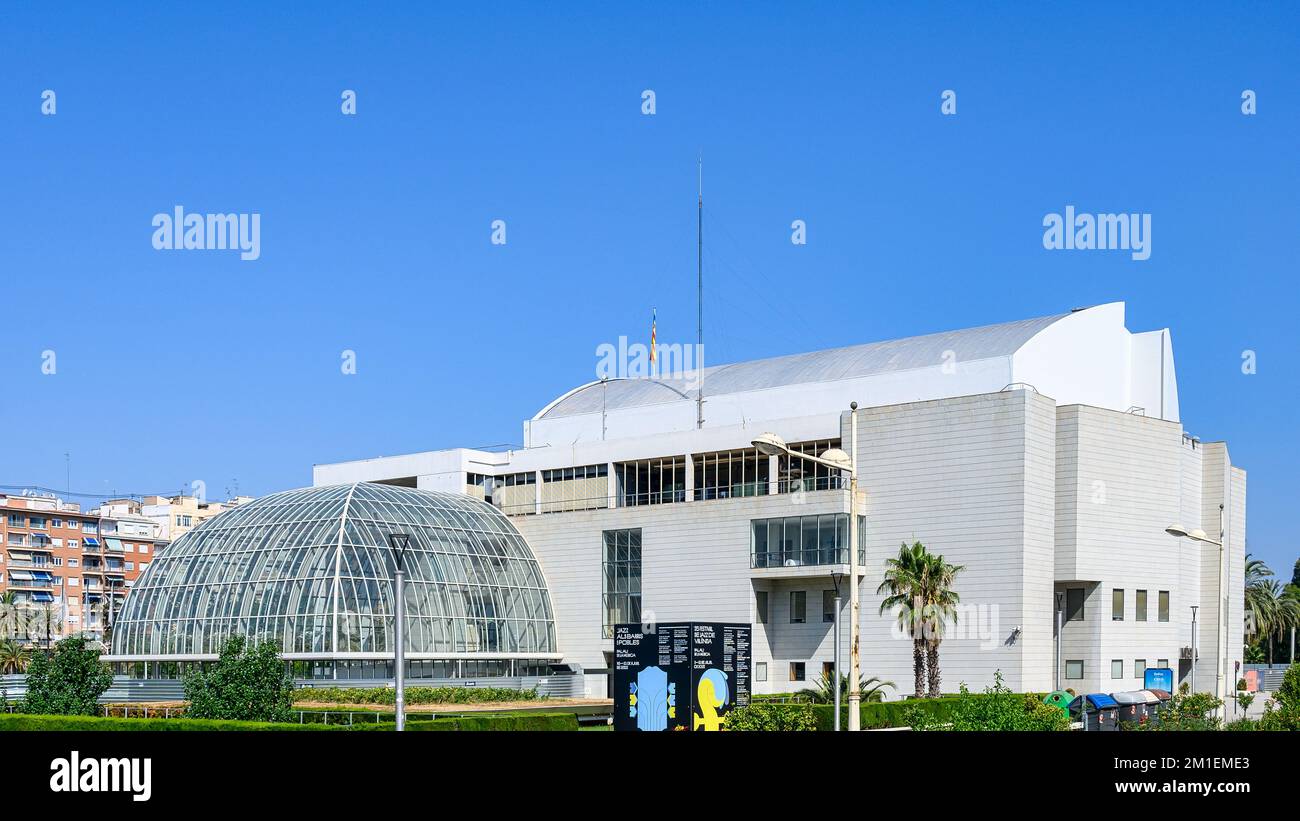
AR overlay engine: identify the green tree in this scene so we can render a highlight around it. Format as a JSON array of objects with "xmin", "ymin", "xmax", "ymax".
[
  {"xmin": 877, "ymin": 541, "xmax": 929, "ymax": 697},
  {"xmin": 21, "ymin": 636, "xmax": 113, "ymax": 715},
  {"xmin": 183, "ymin": 636, "xmax": 294, "ymax": 723}
]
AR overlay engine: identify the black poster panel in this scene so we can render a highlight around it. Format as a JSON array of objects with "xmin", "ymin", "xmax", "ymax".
[{"xmin": 614, "ymin": 621, "xmax": 751, "ymax": 731}]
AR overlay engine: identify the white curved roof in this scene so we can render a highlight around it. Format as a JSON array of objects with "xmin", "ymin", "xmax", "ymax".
[{"xmin": 538, "ymin": 312, "xmax": 1070, "ymax": 419}]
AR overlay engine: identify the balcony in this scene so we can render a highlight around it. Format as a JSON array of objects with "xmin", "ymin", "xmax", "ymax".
[
  {"xmin": 6, "ymin": 559, "xmax": 54, "ymax": 569},
  {"xmin": 7, "ymin": 578, "xmax": 56, "ymax": 589},
  {"xmin": 749, "ymin": 512, "xmax": 866, "ymax": 579}
]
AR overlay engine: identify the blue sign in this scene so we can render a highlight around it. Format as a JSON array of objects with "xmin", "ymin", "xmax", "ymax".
[{"xmin": 1144, "ymin": 667, "xmax": 1174, "ymax": 692}]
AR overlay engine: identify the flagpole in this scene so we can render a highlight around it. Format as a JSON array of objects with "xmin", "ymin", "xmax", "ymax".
[{"xmin": 696, "ymin": 152, "xmax": 704, "ymax": 429}]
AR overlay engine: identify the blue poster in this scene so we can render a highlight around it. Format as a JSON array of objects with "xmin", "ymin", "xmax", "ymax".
[{"xmin": 1144, "ymin": 667, "xmax": 1174, "ymax": 692}]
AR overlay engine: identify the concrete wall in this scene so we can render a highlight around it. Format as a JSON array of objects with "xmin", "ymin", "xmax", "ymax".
[{"xmin": 849, "ymin": 389, "xmax": 1055, "ymax": 697}]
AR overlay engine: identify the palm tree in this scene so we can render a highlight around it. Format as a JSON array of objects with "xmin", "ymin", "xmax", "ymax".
[
  {"xmin": 1245, "ymin": 553, "xmax": 1275, "ymax": 641},
  {"xmin": 878, "ymin": 541, "xmax": 929, "ymax": 697},
  {"xmin": 919, "ymin": 551, "xmax": 965, "ymax": 698},
  {"xmin": 799, "ymin": 670, "xmax": 895, "ymax": 704},
  {"xmin": 1255, "ymin": 580, "xmax": 1300, "ymax": 665},
  {"xmin": 0, "ymin": 638, "xmax": 28, "ymax": 674}
]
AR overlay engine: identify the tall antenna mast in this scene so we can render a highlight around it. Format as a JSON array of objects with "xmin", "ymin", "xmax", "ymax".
[{"xmin": 696, "ymin": 152, "xmax": 705, "ymax": 429}]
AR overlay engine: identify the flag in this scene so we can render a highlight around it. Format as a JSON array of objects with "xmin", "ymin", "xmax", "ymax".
[{"xmin": 650, "ymin": 309, "xmax": 657, "ymax": 366}]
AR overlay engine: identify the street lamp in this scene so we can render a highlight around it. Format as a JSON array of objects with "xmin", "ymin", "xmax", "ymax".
[
  {"xmin": 387, "ymin": 532, "xmax": 412, "ymax": 732},
  {"xmin": 829, "ymin": 572, "xmax": 844, "ymax": 731},
  {"xmin": 1055, "ymin": 591, "xmax": 1065, "ymax": 691},
  {"xmin": 1165, "ymin": 506, "xmax": 1227, "ymax": 718},
  {"xmin": 753, "ymin": 401, "xmax": 862, "ymax": 730}
]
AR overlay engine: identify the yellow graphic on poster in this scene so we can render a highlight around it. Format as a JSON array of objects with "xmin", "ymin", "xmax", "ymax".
[{"xmin": 692, "ymin": 668, "xmax": 729, "ymax": 731}]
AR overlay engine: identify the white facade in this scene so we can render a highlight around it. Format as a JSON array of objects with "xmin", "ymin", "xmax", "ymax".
[{"xmin": 313, "ymin": 303, "xmax": 1245, "ymax": 701}]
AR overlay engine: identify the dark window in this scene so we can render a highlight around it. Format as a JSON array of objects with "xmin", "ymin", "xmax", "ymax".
[
  {"xmin": 789, "ymin": 662, "xmax": 805, "ymax": 682},
  {"xmin": 1066, "ymin": 587, "xmax": 1085, "ymax": 622},
  {"xmin": 755, "ymin": 591, "xmax": 769, "ymax": 625},
  {"xmin": 1158, "ymin": 591, "xmax": 1170, "ymax": 622},
  {"xmin": 1136, "ymin": 589, "xmax": 1148, "ymax": 622},
  {"xmin": 822, "ymin": 589, "xmax": 836, "ymax": 623},
  {"xmin": 1112, "ymin": 589, "xmax": 1124, "ymax": 621},
  {"xmin": 790, "ymin": 591, "xmax": 806, "ymax": 624}
]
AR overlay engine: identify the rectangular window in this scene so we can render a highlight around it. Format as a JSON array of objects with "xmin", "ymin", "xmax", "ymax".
[
  {"xmin": 822, "ymin": 590, "xmax": 836, "ymax": 623},
  {"xmin": 1065, "ymin": 660, "xmax": 1084, "ymax": 680},
  {"xmin": 789, "ymin": 662, "xmax": 805, "ymax": 682},
  {"xmin": 822, "ymin": 661, "xmax": 835, "ymax": 679},
  {"xmin": 1111, "ymin": 659, "xmax": 1124, "ymax": 679},
  {"xmin": 693, "ymin": 448, "xmax": 769, "ymax": 501},
  {"xmin": 616, "ymin": 457, "xmax": 686, "ymax": 507},
  {"xmin": 750, "ymin": 513, "xmax": 865, "ymax": 568},
  {"xmin": 1112, "ymin": 589, "xmax": 1125, "ymax": 621},
  {"xmin": 1158, "ymin": 591, "xmax": 1170, "ymax": 622},
  {"xmin": 1134, "ymin": 659, "xmax": 1147, "ymax": 679},
  {"xmin": 755, "ymin": 662, "xmax": 767, "ymax": 683},
  {"xmin": 1157, "ymin": 658, "xmax": 1169, "ymax": 669},
  {"xmin": 601, "ymin": 528, "xmax": 642, "ymax": 639},
  {"xmin": 1066, "ymin": 587, "xmax": 1085, "ymax": 622},
  {"xmin": 755, "ymin": 591, "xmax": 769, "ymax": 625},
  {"xmin": 1136, "ymin": 589, "xmax": 1148, "ymax": 622},
  {"xmin": 790, "ymin": 591, "xmax": 806, "ymax": 624}
]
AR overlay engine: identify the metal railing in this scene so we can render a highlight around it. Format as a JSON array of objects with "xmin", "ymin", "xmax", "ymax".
[{"xmin": 751, "ymin": 547, "xmax": 865, "ymax": 569}]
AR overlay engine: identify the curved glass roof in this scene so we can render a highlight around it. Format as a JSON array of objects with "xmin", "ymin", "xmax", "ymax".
[
  {"xmin": 111, "ymin": 483, "xmax": 557, "ymax": 659},
  {"xmin": 536, "ymin": 311, "xmax": 1069, "ymax": 418}
]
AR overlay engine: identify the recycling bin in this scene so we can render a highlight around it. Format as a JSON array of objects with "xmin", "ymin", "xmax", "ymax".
[{"xmin": 1069, "ymin": 693, "xmax": 1120, "ymax": 731}]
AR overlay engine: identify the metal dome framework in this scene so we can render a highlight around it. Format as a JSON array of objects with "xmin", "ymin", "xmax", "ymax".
[{"xmin": 109, "ymin": 483, "xmax": 558, "ymax": 662}]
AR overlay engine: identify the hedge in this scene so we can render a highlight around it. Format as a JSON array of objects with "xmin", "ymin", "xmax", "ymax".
[
  {"xmin": 409, "ymin": 713, "xmax": 578, "ymax": 731},
  {"xmin": 0, "ymin": 714, "xmax": 367, "ymax": 732},
  {"xmin": 810, "ymin": 694, "xmax": 994, "ymax": 730},
  {"xmin": 294, "ymin": 686, "xmax": 540, "ymax": 705},
  {"xmin": 0, "ymin": 712, "xmax": 578, "ymax": 732}
]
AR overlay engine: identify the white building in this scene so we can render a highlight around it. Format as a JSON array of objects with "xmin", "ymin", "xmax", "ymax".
[{"xmin": 313, "ymin": 302, "xmax": 1245, "ymax": 702}]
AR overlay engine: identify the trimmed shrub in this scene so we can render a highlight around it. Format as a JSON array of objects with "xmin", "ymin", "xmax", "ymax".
[
  {"xmin": 296, "ymin": 685, "xmax": 540, "ymax": 705},
  {"xmin": 724, "ymin": 702, "xmax": 817, "ymax": 731},
  {"xmin": 0, "ymin": 713, "xmax": 365, "ymax": 731},
  {"xmin": 411, "ymin": 713, "xmax": 578, "ymax": 731},
  {"xmin": 0, "ymin": 712, "xmax": 577, "ymax": 732}
]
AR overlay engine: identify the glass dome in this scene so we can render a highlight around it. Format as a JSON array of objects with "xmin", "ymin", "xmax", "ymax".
[{"xmin": 110, "ymin": 483, "xmax": 558, "ymax": 661}]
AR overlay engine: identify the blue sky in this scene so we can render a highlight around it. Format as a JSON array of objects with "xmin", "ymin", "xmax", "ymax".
[{"xmin": 1, "ymin": 3, "xmax": 1296, "ymax": 574}]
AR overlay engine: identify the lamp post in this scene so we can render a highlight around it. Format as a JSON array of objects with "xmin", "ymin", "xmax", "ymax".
[
  {"xmin": 830, "ymin": 572, "xmax": 843, "ymax": 731},
  {"xmin": 1055, "ymin": 591, "xmax": 1065, "ymax": 691},
  {"xmin": 1166, "ymin": 512, "xmax": 1226, "ymax": 718},
  {"xmin": 1190, "ymin": 605, "xmax": 1198, "ymax": 694},
  {"xmin": 387, "ymin": 532, "xmax": 411, "ymax": 732},
  {"xmin": 754, "ymin": 401, "xmax": 861, "ymax": 730}
]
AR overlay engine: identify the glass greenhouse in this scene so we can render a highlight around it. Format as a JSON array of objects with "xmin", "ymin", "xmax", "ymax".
[{"xmin": 107, "ymin": 483, "xmax": 560, "ymax": 680}]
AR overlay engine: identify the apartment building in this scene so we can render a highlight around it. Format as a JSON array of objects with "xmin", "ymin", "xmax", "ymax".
[
  {"xmin": 0, "ymin": 493, "xmax": 161, "ymax": 644},
  {"xmin": 139, "ymin": 493, "xmax": 253, "ymax": 544}
]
